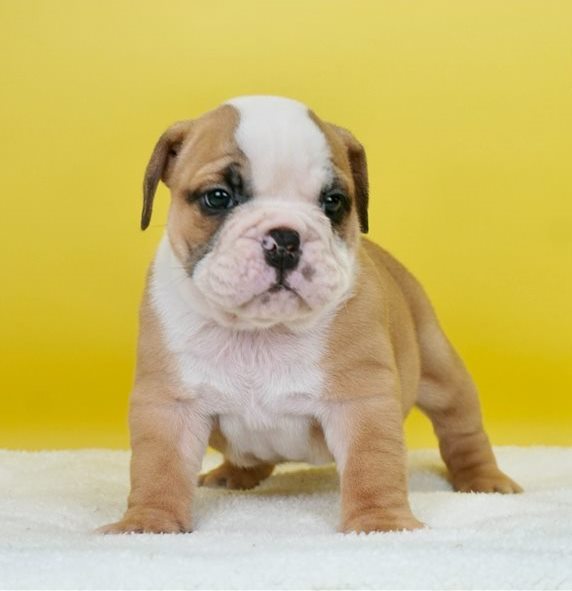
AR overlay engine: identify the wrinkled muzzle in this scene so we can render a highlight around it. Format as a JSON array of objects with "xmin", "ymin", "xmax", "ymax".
[{"xmin": 191, "ymin": 201, "xmax": 355, "ymax": 329}]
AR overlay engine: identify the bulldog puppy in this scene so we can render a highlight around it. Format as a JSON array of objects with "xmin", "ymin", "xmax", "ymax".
[{"xmin": 99, "ymin": 96, "xmax": 521, "ymax": 535}]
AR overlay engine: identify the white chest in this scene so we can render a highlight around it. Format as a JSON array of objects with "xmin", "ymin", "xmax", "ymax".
[
  {"xmin": 199, "ymin": 337, "xmax": 324, "ymax": 465},
  {"xmin": 167, "ymin": 322, "xmax": 329, "ymax": 466}
]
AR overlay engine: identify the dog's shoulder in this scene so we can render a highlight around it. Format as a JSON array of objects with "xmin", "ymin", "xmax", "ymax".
[{"xmin": 359, "ymin": 238, "xmax": 437, "ymax": 329}]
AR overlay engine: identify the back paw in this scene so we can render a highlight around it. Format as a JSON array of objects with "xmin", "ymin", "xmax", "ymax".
[
  {"xmin": 453, "ymin": 467, "xmax": 523, "ymax": 494},
  {"xmin": 198, "ymin": 460, "xmax": 274, "ymax": 490}
]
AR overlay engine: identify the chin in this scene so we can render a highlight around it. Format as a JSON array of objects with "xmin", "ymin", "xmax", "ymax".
[{"xmin": 199, "ymin": 285, "xmax": 336, "ymax": 332}]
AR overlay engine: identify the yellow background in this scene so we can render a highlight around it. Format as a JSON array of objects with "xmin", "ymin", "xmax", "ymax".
[{"xmin": 1, "ymin": 1, "xmax": 571, "ymax": 449}]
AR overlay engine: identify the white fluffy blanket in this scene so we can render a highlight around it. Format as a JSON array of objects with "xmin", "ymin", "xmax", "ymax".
[{"xmin": 0, "ymin": 447, "xmax": 571, "ymax": 589}]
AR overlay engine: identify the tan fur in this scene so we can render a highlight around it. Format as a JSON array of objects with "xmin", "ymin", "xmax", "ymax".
[
  {"xmin": 199, "ymin": 461, "xmax": 274, "ymax": 490},
  {"xmin": 97, "ymin": 286, "xmax": 212, "ymax": 533},
  {"xmin": 317, "ymin": 240, "xmax": 522, "ymax": 533},
  {"xmin": 99, "ymin": 102, "xmax": 521, "ymax": 536},
  {"xmin": 311, "ymin": 114, "xmax": 369, "ymax": 235},
  {"xmin": 143, "ymin": 105, "xmax": 245, "ymax": 267}
]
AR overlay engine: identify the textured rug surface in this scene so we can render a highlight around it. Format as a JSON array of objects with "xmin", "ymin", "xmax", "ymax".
[{"xmin": 0, "ymin": 447, "xmax": 571, "ymax": 590}]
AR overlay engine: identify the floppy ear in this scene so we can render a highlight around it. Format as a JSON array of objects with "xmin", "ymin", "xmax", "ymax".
[
  {"xmin": 330, "ymin": 125, "xmax": 369, "ymax": 234},
  {"xmin": 141, "ymin": 121, "xmax": 193, "ymax": 231}
]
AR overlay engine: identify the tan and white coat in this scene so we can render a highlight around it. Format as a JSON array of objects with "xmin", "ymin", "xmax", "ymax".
[{"xmin": 100, "ymin": 96, "xmax": 521, "ymax": 535}]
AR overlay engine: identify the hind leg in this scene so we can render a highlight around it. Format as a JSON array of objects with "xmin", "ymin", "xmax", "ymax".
[
  {"xmin": 199, "ymin": 460, "xmax": 274, "ymax": 490},
  {"xmin": 416, "ymin": 330, "xmax": 522, "ymax": 493},
  {"xmin": 199, "ymin": 426, "xmax": 274, "ymax": 490}
]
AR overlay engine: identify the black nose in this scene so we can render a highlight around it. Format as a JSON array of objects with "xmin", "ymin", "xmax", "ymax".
[{"xmin": 262, "ymin": 228, "xmax": 301, "ymax": 272}]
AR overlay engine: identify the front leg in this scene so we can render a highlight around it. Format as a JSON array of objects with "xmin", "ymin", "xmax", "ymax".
[
  {"xmin": 98, "ymin": 391, "xmax": 211, "ymax": 534},
  {"xmin": 322, "ymin": 395, "xmax": 424, "ymax": 533}
]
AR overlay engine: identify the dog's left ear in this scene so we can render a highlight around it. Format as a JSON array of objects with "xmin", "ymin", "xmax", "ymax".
[
  {"xmin": 141, "ymin": 120, "xmax": 193, "ymax": 231},
  {"xmin": 329, "ymin": 125, "xmax": 369, "ymax": 234}
]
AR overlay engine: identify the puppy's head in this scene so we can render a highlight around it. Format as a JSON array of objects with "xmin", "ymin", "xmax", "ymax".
[{"xmin": 143, "ymin": 96, "xmax": 369, "ymax": 330}]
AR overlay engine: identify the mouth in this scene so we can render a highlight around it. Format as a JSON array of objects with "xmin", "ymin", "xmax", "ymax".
[
  {"xmin": 268, "ymin": 280, "xmax": 297, "ymax": 294},
  {"xmin": 252, "ymin": 279, "xmax": 305, "ymax": 310}
]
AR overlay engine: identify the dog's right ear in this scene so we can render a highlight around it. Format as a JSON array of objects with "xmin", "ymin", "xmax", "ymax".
[{"xmin": 141, "ymin": 121, "xmax": 193, "ymax": 231}]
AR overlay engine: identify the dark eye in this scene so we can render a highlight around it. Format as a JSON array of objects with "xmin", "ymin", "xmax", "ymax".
[
  {"xmin": 201, "ymin": 188, "xmax": 234, "ymax": 212},
  {"xmin": 320, "ymin": 192, "xmax": 347, "ymax": 222}
]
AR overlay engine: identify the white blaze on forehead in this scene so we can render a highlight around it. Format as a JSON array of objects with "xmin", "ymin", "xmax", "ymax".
[{"xmin": 226, "ymin": 96, "xmax": 332, "ymax": 200}]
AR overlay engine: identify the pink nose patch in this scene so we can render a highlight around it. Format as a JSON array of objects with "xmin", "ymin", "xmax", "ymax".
[{"xmin": 261, "ymin": 235, "xmax": 277, "ymax": 251}]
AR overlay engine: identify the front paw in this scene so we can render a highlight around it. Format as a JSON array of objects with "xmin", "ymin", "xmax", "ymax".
[
  {"xmin": 453, "ymin": 467, "xmax": 523, "ymax": 494},
  {"xmin": 96, "ymin": 507, "xmax": 191, "ymax": 535},
  {"xmin": 342, "ymin": 509, "xmax": 425, "ymax": 534}
]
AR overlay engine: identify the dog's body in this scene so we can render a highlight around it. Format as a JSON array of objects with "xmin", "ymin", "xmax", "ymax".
[{"xmin": 100, "ymin": 96, "xmax": 521, "ymax": 535}]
